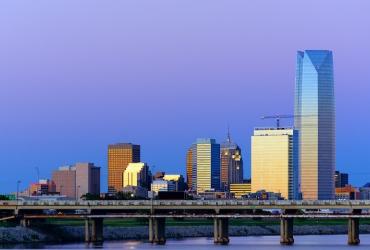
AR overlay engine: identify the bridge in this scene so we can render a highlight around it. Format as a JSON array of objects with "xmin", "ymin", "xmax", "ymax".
[{"xmin": 1, "ymin": 199, "xmax": 370, "ymax": 245}]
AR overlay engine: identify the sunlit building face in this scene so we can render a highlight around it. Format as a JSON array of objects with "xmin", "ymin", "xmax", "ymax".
[
  {"xmin": 251, "ymin": 128, "xmax": 299, "ymax": 200},
  {"xmin": 191, "ymin": 138, "xmax": 221, "ymax": 193},
  {"xmin": 295, "ymin": 50, "xmax": 335, "ymax": 200},
  {"xmin": 107, "ymin": 143, "xmax": 140, "ymax": 193}
]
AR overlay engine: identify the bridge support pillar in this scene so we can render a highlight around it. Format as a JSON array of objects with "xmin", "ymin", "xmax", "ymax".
[
  {"xmin": 20, "ymin": 218, "xmax": 31, "ymax": 228},
  {"xmin": 85, "ymin": 218, "xmax": 104, "ymax": 243},
  {"xmin": 149, "ymin": 217, "xmax": 166, "ymax": 245},
  {"xmin": 85, "ymin": 219, "xmax": 91, "ymax": 243},
  {"xmin": 348, "ymin": 209, "xmax": 361, "ymax": 245},
  {"xmin": 214, "ymin": 218, "xmax": 229, "ymax": 245},
  {"xmin": 280, "ymin": 209, "xmax": 296, "ymax": 245}
]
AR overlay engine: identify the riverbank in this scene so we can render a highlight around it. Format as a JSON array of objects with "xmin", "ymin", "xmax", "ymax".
[{"xmin": 2, "ymin": 224, "xmax": 370, "ymax": 244}]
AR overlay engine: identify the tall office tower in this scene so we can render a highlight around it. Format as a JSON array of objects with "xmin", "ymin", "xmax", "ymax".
[
  {"xmin": 220, "ymin": 132, "xmax": 243, "ymax": 191},
  {"xmin": 75, "ymin": 163, "xmax": 100, "ymax": 198},
  {"xmin": 251, "ymin": 128, "xmax": 299, "ymax": 200},
  {"xmin": 186, "ymin": 147, "xmax": 193, "ymax": 190},
  {"xmin": 295, "ymin": 50, "xmax": 335, "ymax": 200},
  {"xmin": 191, "ymin": 138, "xmax": 220, "ymax": 193},
  {"xmin": 108, "ymin": 143, "xmax": 140, "ymax": 193},
  {"xmin": 335, "ymin": 171, "xmax": 349, "ymax": 188},
  {"xmin": 52, "ymin": 166, "xmax": 76, "ymax": 198},
  {"xmin": 52, "ymin": 163, "xmax": 100, "ymax": 199},
  {"xmin": 123, "ymin": 162, "xmax": 149, "ymax": 189}
]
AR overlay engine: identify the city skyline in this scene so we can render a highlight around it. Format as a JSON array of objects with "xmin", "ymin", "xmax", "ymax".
[{"xmin": 1, "ymin": 1, "xmax": 370, "ymax": 193}]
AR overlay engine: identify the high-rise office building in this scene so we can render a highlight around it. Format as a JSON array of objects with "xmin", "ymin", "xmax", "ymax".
[
  {"xmin": 123, "ymin": 162, "xmax": 149, "ymax": 189},
  {"xmin": 251, "ymin": 128, "xmax": 299, "ymax": 200},
  {"xmin": 186, "ymin": 147, "xmax": 193, "ymax": 190},
  {"xmin": 191, "ymin": 138, "xmax": 220, "ymax": 193},
  {"xmin": 52, "ymin": 163, "xmax": 100, "ymax": 199},
  {"xmin": 52, "ymin": 166, "xmax": 76, "ymax": 198},
  {"xmin": 335, "ymin": 170, "xmax": 349, "ymax": 188},
  {"xmin": 295, "ymin": 50, "xmax": 335, "ymax": 200},
  {"xmin": 220, "ymin": 132, "xmax": 243, "ymax": 191},
  {"xmin": 75, "ymin": 163, "xmax": 100, "ymax": 198},
  {"xmin": 108, "ymin": 143, "xmax": 140, "ymax": 193}
]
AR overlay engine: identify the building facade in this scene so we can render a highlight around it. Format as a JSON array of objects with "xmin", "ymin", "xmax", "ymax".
[
  {"xmin": 108, "ymin": 143, "xmax": 140, "ymax": 193},
  {"xmin": 230, "ymin": 182, "xmax": 251, "ymax": 199},
  {"xmin": 251, "ymin": 128, "xmax": 299, "ymax": 200},
  {"xmin": 191, "ymin": 138, "xmax": 220, "ymax": 193},
  {"xmin": 52, "ymin": 163, "xmax": 100, "ymax": 199},
  {"xmin": 294, "ymin": 50, "xmax": 335, "ymax": 200},
  {"xmin": 122, "ymin": 162, "xmax": 149, "ymax": 189},
  {"xmin": 163, "ymin": 174, "xmax": 186, "ymax": 191},
  {"xmin": 335, "ymin": 170, "xmax": 349, "ymax": 188},
  {"xmin": 186, "ymin": 147, "xmax": 193, "ymax": 190},
  {"xmin": 52, "ymin": 165, "xmax": 77, "ymax": 199},
  {"xmin": 220, "ymin": 133, "xmax": 243, "ymax": 191},
  {"xmin": 151, "ymin": 180, "xmax": 176, "ymax": 194}
]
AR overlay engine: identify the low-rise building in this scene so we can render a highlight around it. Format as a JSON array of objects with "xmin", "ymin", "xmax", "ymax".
[
  {"xmin": 230, "ymin": 182, "xmax": 251, "ymax": 199},
  {"xmin": 122, "ymin": 186, "xmax": 148, "ymax": 199},
  {"xmin": 242, "ymin": 190, "xmax": 282, "ymax": 200},
  {"xmin": 151, "ymin": 180, "xmax": 176, "ymax": 194},
  {"xmin": 22, "ymin": 179, "xmax": 56, "ymax": 196},
  {"xmin": 335, "ymin": 185, "xmax": 360, "ymax": 200},
  {"xmin": 163, "ymin": 174, "xmax": 186, "ymax": 191},
  {"xmin": 359, "ymin": 183, "xmax": 370, "ymax": 200}
]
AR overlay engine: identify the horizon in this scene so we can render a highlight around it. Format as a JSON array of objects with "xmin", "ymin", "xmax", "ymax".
[{"xmin": 1, "ymin": 1, "xmax": 370, "ymax": 193}]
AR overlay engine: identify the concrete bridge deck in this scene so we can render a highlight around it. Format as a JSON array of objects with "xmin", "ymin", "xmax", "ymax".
[
  {"xmin": 2, "ymin": 200, "xmax": 370, "ymax": 210},
  {"xmin": 0, "ymin": 199, "xmax": 369, "ymax": 245}
]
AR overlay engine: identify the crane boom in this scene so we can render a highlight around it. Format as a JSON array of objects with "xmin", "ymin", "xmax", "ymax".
[
  {"xmin": 260, "ymin": 114, "xmax": 295, "ymax": 128},
  {"xmin": 261, "ymin": 114, "xmax": 315, "ymax": 128}
]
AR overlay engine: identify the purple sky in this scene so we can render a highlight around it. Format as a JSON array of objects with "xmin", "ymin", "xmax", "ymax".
[{"xmin": 1, "ymin": 1, "xmax": 370, "ymax": 193}]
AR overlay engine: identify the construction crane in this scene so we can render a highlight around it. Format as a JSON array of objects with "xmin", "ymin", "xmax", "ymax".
[
  {"xmin": 260, "ymin": 115, "xmax": 295, "ymax": 128},
  {"xmin": 261, "ymin": 114, "xmax": 315, "ymax": 128}
]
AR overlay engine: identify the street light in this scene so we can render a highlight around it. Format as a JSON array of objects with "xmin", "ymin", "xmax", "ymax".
[
  {"xmin": 16, "ymin": 180, "xmax": 21, "ymax": 207},
  {"xmin": 35, "ymin": 167, "xmax": 40, "ymax": 183},
  {"xmin": 76, "ymin": 185, "xmax": 81, "ymax": 201}
]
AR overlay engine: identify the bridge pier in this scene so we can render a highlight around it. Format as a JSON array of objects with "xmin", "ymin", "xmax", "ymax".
[
  {"xmin": 20, "ymin": 218, "xmax": 31, "ymax": 228},
  {"xmin": 214, "ymin": 218, "xmax": 229, "ymax": 245},
  {"xmin": 280, "ymin": 209, "xmax": 296, "ymax": 245},
  {"xmin": 149, "ymin": 217, "xmax": 166, "ymax": 245},
  {"xmin": 85, "ymin": 218, "xmax": 104, "ymax": 244},
  {"xmin": 348, "ymin": 209, "xmax": 361, "ymax": 245}
]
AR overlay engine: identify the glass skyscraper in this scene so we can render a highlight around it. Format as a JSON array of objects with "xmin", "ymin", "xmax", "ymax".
[{"xmin": 294, "ymin": 50, "xmax": 335, "ymax": 200}]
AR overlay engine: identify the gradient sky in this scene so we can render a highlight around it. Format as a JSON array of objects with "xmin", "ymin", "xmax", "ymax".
[{"xmin": 1, "ymin": 1, "xmax": 370, "ymax": 193}]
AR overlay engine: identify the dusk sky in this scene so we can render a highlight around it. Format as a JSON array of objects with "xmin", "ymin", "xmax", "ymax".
[{"xmin": 1, "ymin": 1, "xmax": 370, "ymax": 193}]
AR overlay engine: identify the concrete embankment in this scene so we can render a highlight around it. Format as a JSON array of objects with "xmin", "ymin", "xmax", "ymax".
[{"xmin": 2, "ymin": 225, "xmax": 370, "ymax": 243}]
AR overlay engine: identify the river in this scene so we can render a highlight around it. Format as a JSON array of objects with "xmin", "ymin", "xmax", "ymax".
[{"xmin": 4, "ymin": 235, "xmax": 370, "ymax": 249}]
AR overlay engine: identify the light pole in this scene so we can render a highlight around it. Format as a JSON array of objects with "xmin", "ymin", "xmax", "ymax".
[
  {"xmin": 35, "ymin": 167, "xmax": 40, "ymax": 183},
  {"xmin": 76, "ymin": 185, "xmax": 80, "ymax": 201},
  {"xmin": 16, "ymin": 180, "xmax": 21, "ymax": 207},
  {"xmin": 60, "ymin": 185, "xmax": 63, "ymax": 196}
]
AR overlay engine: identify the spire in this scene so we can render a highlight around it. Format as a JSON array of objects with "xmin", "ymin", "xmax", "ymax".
[{"xmin": 227, "ymin": 125, "xmax": 231, "ymax": 143}]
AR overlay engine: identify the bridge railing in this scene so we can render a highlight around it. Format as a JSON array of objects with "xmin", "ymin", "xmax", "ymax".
[{"xmin": 2, "ymin": 199, "xmax": 370, "ymax": 207}]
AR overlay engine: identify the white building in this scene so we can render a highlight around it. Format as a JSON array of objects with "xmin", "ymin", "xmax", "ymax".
[{"xmin": 151, "ymin": 180, "xmax": 176, "ymax": 194}]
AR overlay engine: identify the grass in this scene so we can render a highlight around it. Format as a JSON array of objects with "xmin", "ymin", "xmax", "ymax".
[{"xmin": 3, "ymin": 218, "xmax": 370, "ymax": 228}]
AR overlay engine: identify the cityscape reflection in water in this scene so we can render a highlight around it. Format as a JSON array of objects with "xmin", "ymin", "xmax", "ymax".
[{"xmin": 7, "ymin": 235, "xmax": 370, "ymax": 249}]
